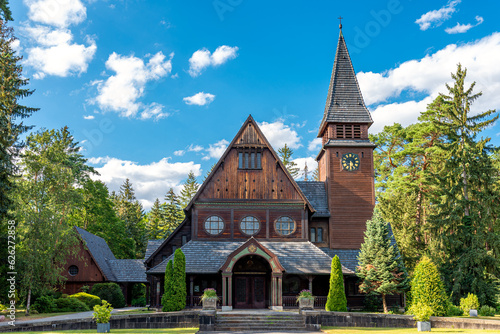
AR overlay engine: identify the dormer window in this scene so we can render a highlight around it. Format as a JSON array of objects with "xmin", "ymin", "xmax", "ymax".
[{"xmin": 238, "ymin": 149, "xmax": 262, "ymax": 169}]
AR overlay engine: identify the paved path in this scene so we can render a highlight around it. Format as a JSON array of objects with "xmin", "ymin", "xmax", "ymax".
[{"xmin": 0, "ymin": 307, "xmax": 143, "ymax": 327}]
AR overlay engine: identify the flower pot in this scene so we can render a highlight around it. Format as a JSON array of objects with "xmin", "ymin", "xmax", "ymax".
[
  {"xmin": 298, "ymin": 298, "xmax": 314, "ymax": 311},
  {"xmin": 417, "ymin": 321, "xmax": 431, "ymax": 332},
  {"xmin": 202, "ymin": 297, "xmax": 217, "ymax": 310},
  {"xmin": 97, "ymin": 322, "xmax": 110, "ymax": 333},
  {"xmin": 469, "ymin": 309, "xmax": 478, "ymax": 317}
]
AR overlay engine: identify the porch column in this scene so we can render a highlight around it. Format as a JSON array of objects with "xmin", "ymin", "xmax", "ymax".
[
  {"xmin": 189, "ymin": 276, "xmax": 194, "ymax": 307},
  {"xmin": 222, "ymin": 273, "xmax": 233, "ymax": 311},
  {"xmin": 270, "ymin": 273, "xmax": 283, "ymax": 310},
  {"xmin": 308, "ymin": 275, "xmax": 314, "ymax": 292},
  {"xmin": 277, "ymin": 275, "xmax": 283, "ymax": 307}
]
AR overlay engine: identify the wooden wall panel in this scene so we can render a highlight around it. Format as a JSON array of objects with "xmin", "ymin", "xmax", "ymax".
[{"xmin": 149, "ymin": 222, "xmax": 192, "ymax": 268}]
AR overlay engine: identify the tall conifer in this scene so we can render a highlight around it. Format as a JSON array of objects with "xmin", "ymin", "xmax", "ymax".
[{"xmin": 325, "ymin": 255, "xmax": 347, "ymax": 312}]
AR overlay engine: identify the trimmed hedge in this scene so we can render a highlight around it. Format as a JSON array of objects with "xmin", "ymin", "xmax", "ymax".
[
  {"xmin": 91, "ymin": 283, "xmax": 126, "ymax": 308},
  {"xmin": 32, "ymin": 296, "xmax": 56, "ymax": 313},
  {"xmin": 54, "ymin": 297, "xmax": 89, "ymax": 312},
  {"xmin": 69, "ymin": 292, "xmax": 101, "ymax": 309},
  {"xmin": 326, "ymin": 255, "xmax": 347, "ymax": 312}
]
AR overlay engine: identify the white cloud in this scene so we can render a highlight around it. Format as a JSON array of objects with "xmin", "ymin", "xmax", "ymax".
[
  {"xmin": 188, "ymin": 45, "xmax": 238, "ymax": 77},
  {"xmin": 24, "ymin": 26, "xmax": 96, "ymax": 79},
  {"xmin": 183, "ymin": 92, "xmax": 215, "ymax": 106},
  {"xmin": 11, "ymin": 39, "xmax": 21, "ymax": 52},
  {"xmin": 188, "ymin": 144, "xmax": 204, "ymax": 152},
  {"xmin": 415, "ymin": 0, "xmax": 460, "ymax": 31},
  {"xmin": 259, "ymin": 119, "xmax": 302, "ymax": 150},
  {"xmin": 83, "ymin": 115, "xmax": 95, "ymax": 120},
  {"xmin": 90, "ymin": 156, "xmax": 201, "ymax": 210},
  {"xmin": 174, "ymin": 150, "xmax": 185, "ymax": 156},
  {"xmin": 205, "ymin": 139, "xmax": 229, "ymax": 160},
  {"xmin": 92, "ymin": 51, "xmax": 173, "ymax": 118},
  {"xmin": 25, "ymin": 0, "xmax": 86, "ymax": 28},
  {"xmin": 293, "ymin": 157, "xmax": 318, "ymax": 180},
  {"xmin": 308, "ymin": 138, "xmax": 322, "ymax": 152},
  {"xmin": 445, "ymin": 16, "xmax": 484, "ymax": 34},
  {"xmin": 357, "ymin": 32, "xmax": 500, "ymax": 133}
]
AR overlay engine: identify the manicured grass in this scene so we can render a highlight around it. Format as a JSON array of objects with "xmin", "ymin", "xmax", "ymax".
[
  {"xmin": 323, "ymin": 327, "xmax": 500, "ymax": 333},
  {"xmin": 7, "ymin": 328, "xmax": 198, "ymax": 334}
]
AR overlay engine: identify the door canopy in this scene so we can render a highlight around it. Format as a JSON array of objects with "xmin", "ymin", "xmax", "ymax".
[{"xmin": 220, "ymin": 237, "xmax": 285, "ymax": 274}]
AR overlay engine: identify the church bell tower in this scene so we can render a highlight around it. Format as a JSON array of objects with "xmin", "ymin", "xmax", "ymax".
[{"xmin": 316, "ymin": 24, "xmax": 376, "ymax": 250}]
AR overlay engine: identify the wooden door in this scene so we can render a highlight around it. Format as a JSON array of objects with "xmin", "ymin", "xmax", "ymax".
[{"xmin": 234, "ymin": 276, "xmax": 266, "ymax": 308}]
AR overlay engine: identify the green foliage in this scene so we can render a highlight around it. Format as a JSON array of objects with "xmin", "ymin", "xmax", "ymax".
[
  {"xmin": 479, "ymin": 305, "xmax": 496, "ymax": 317},
  {"xmin": 296, "ymin": 289, "xmax": 315, "ymax": 302},
  {"xmin": 162, "ymin": 188, "xmax": 184, "ymax": 236},
  {"xmin": 460, "ymin": 293, "xmax": 480, "ymax": 316},
  {"xmin": 410, "ymin": 256, "xmax": 448, "ymax": 317},
  {"xmin": 200, "ymin": 288, "xmax": 218, "ymax": 302},
  {"xmin": 90, "ymin": 283, "xmax": 126, "ymax": 309},
  {"xmin": 54, "ymin": 297, "xmax": 89, "ymax": 312},
  {"xmin": 326, "ymin": 255, "xmax": 347, "ymax": 312},
  {"xmin": 172, "ymin": 249, "xmax": 187, "ymax": 311},
  {"xmin": 80, "ymin": 285, "xmax": 90, "ymax": 293},
  {"xmin": 145, "ymin": 198, "xmax": 166, "ymax": 240},
  {"xmin": 32, "ymin": 295, "xmax": 55, "ymax": 313},
  {"xmin": 0, "ymin": 1, "xmax": 12, "ymax": 21},
  {"xmin": 161, "ymin": 260, "xmax": 174, "ymax": 312},
  {"xmin": 131, "ymin": 297, "xmax": 146, "ymax": 307},
  {"xmin": 93, "ymin": 300, "xmax": 113, "ymax": 324},
  {"xmin": 69, "ymin": 292, "xmax": 101, "ymax": 309},
  {"xmin": 131, "ymin": 283, "xmax": 146, "ymax": 301},
  {"xmin": 278, "ymin": 144, "xmax": 300, "ymax": 179},
  {"xmin": 0, "ymin": 303, "xmax": 5, "ymax": 311},
  {"xmin": 446, "ymin": 303, "xmax": 463, "ymax": 317},
  {"xmin": 179, "ymin": 171, "xmax": 200, "ymax": 209},
  {"xmin": 362, "ymin": 294, "xmax": 381, "ymax": 312},
  {"xmin": 357, "ymin": 211, "xmax": 409, "ymax": 313},
  {"xmin": 409, "ymin": 302, "xmax": 433, "ymax": 322}
]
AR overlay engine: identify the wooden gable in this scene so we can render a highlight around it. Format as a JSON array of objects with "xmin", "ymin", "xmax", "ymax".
[{"xmin": 190, "ymin": 115, "xmax": 313, "ymax": 207}]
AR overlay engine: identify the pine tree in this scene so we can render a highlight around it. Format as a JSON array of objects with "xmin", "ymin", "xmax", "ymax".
[
  {"xmin": 145, "ymin": 198, "xmax": 167, "ymax": 240},
  {"xmin": 357, "ymin": 211, "xmax": 409, "ymax": 313},
  {"xmin": 325, "ymin": 255, "xmax": 347, "ymax": 311},
  {"xmin": 278, "ymin": 144, "xmax": 300, "ymax": 179},
  {"xmin": 202, "ymin": 164, "xmax": 216, "ymax": 182},
  {"xmin": 303, "ymin": 162, "xmax": 309, "ymax": 181},
  {"xmin": 163, "ymin": 188, "xmax": 184, "ymax": 236},
  {"xmin": 172, "ymin": 249, "xmax": 186, "ymax": 310},
  {"xmin": 179, "ymin": 171, "xmax": 199, "ymax": 209},
  {"xmin": 409, "ymin": 256, "xmax": 448, "ymax": 317},
  {"xmin": 312, "ymin": 167, "xmax": 320, "ymax": 181},
  {"xmin": 161, "ymin": 260, "xmax": 174, "ymax": 312}
]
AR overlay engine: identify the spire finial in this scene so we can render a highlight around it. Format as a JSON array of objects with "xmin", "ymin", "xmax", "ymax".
[{"xmin": 338, "ymin": 16, "xmax": 343, "ymax": 30}]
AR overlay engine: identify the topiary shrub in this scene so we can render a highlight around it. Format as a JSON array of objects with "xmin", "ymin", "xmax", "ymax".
[
  {"xmin": 161, "ymin": 260, "xmax": 174, "ymax": 312},
  {"xmin": 172, "ymin": 249, "xmax": 187, "ymax": 311},
  {"xmin": 91, "ymin": 283, "xmax": 126, "ymax": 308},
  {"xmin": 32, "ymin": 296, "xmax": 56, "ymax": 313},
  {"xmin": 460, "ymin": 293, "xmax": 480, "ymax": 316},
  {"xmin": 446, "ymin": 303, "xmax": 463, "ymax": 317},
  {"xmin": 409, "ymin": 256, "xmax": 448, "ymax": 316},
  {"xmin": 479, "ymin": 305, "xmax": 496, "ymax": 317},
  {"xmin": 325, "ymin": 255, "xmax": 347, "ymax": 312},
  {"xmin": 53, "ymin": 297, "xmax": 89, "ymax": 312},
  {"xmin": 69, "ymin": 292, "xmax": 101, "ymax": 309}
]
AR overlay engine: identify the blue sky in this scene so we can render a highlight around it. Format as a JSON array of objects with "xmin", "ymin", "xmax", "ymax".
[{"xmin": 10, "ymin": 0, "xmax": 500, "ymax": 209}]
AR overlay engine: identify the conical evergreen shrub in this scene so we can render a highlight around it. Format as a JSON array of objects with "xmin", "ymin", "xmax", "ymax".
[
  {"xmin": 326, "ymin": 255, "xmax": 347, "ymax": 311},
  {"xmin": 172, "ymin": 249, "xmax": 187, "ymax": 310},
  {"xmin": 161, "ymin": 260, "xmax": 174, "ymax": 312}
]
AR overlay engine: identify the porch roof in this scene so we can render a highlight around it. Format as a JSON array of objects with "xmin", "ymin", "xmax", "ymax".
[{"xmin": 147, "ymin": 240, "xmax": 354, "ymax": 275}]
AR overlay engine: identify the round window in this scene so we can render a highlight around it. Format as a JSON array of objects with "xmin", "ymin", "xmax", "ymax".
[
  {"xmin": 204, "ymin": 216, "xmax": 225, "ymax": 235},
  {"xmin": 275, "ymin": 216, "xmax": 295, "ymax": 236},
  {"xmin": 240, "ymin": 216, "xmax": 260, "ymax": 235},
  {"xmin": 68, "ymin": 265, "xmax": 79, "ymax": 276}
]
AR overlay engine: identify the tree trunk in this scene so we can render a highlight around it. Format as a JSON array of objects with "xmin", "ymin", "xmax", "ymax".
[
  {"xmin": 25, "ymin": 287, "xmax": 32, "ymax": 316},
  {"xmin": 382, "ymin": 293, "xmax": 388, "ymax": 313}
]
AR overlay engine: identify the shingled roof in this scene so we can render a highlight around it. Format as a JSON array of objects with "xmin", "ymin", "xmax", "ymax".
[
  {"xmin": 144, "ymin": 239, "xmax": 164, "ymax": 261},
  {"xmin": 108, "ymin": 259, "xmax": 147, "ymax": 283},
  {"xmin": 75, "ymin": 227, "xmax": 116, "ymax": 281},
  {"xmin": 318, "ymin": 29, "xmax": 373, "ymax": 137},
  {"xmin": 296, "ymin": 181, "xmax": 330, "ymax": 218},
  {"xmin": 147, "ymin": 240, "xmax": 353, "ymax": 275}
]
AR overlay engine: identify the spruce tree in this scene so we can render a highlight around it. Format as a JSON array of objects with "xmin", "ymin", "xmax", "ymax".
[
  {"xmin": 145, "ymin": 198, "xmax": 167, "ymax": 240},
  {"xmin": 179, "ymin": 171, "xmax": 199, "ymax": 209},
  {"xmin": 326, "ymin": 255, "xmax": 347, "ymax": 311},
  {"xmin": 163, "ymin": 188, "xmax": 184, "ymax": 236},
  {"xmin": 303, "ymin": 162, "xmax": 309, "ymax": 181},
  {"xmin": 357, "ymin": 211, "xmax": 409, "ymax": 313},
  {"xmin": 278, "ymin": 144, "xmax": 300, "ymax": 179},
  {"xmin": 161, "ymin": 260, "xmax": 174, "ymax": 312},
  {"xmin": 172, "ymin": 249, "xmax": 186, "ymax": 310},
  {"xmin": 409, "ymin": 256, "xmax": 448, "ymax": 317}
]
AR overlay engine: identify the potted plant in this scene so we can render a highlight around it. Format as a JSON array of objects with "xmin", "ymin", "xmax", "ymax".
[
  {"xmin": 93, "ymin": 300, "xmax": 113, "ymax": 333},
  {"xmin": 296, "ymin": 289, "xmax": 315, "ymax": 311},
  {"xmin": 201, "ymin": 288, "xmax": 218, "ymax": 310},
  {"xmin": 411, "ymin": 302, "xmax": 432, "ymax": 332}
]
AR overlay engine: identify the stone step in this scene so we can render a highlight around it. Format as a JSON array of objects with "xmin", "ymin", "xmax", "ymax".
[
  {"xmin": 215, "ymin": 313, "xmax": 307, "ymax": 331},
  {"xmin": 215, "ymin": 326, "xmax": 307, "ymax": 332}
]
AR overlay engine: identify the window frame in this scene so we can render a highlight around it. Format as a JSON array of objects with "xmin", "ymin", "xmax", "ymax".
[
  {"xmin": 238, "ymin": 148, "xmax": 262, "ymax": 170},
  {"xmin": 203, "ymin": 215, "xmax": 225, "ymax": 236},
  {"xmin": 68, "ymin": 265, "xmax": 79, "ymax": 276},
  {"xmin": 274, "ymin": 216, "xmax": 296, "ymax": 236},
  {"xmin": 239, "ymin": 215, "xmax": 261, "ymax": 236}
]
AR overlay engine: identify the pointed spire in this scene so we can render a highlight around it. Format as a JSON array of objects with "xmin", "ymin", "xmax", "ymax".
[{"xmin": 318, "ymin": 27, "xmax": 373, "ymax": 137}]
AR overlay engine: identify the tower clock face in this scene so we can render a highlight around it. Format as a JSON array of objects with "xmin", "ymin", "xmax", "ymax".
[{"xmin": 342, "ymin": 153, "xmax": 360, "ymax": 171}]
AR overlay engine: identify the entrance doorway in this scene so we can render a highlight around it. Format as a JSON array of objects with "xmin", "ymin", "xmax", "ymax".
[{"xmin": 232, "ymin": 255, "xmax": 270, "ymax": 308}]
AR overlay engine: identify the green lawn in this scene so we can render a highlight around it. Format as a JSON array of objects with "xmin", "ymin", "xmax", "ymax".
[
  {"xmin": 323, "ymin": 327, "xmax": 500, "ymax": 334},
  {"xmin": 7, "ymin": 328, "xmax": 198, "ymax": 334}
]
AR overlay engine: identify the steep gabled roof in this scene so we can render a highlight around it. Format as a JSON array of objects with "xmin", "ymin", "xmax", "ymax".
[
  {"xmin": 296, "ymin": 181, "xmax": 330, "ymax": 218},
  {"xmin": 108, "ymin": 259, "xmax": 147, "ymax": 283},
  {"xmin": 144, "ymin": 239, "xmax": 164, "ymax": 261},
  {"xmin": 75, "ymin": 226, "xmax": 116, "ymax": 281},
  {"xmin": 318, "ymin": 29, "xmax": 373, "ymax": 137},
  {"xmin": 185, "ymin": 115, "xmax": 314, "ymax": 212},
  {"xmin": 144, "ymin": 218, "xmax": 188, "ymax": 265}
]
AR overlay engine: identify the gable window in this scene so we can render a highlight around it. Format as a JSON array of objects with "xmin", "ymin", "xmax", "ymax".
[
  {"xmin": 275, "ymin": 216, "xmax": 295, "ymax": 236},
  {"xmin": 68, "ymin": 265, "xmax": 79, "ymax": 276},
  {"xmin": 204, "ymin": 215, "xmax": 225, "ymax": 235},
  {"xmin": 310, "ymin": 227, "xmax": 323, "ymax": 243},
  {"xmin": 336, "ymin": 125, "xmax": 362, "ymax": 139},
  {"xmin": 238, "ymin": 149, "xmax": 262, "ymax": 169},
  {"xmin": 240, "ymin": 216, "xmax": 260, "ymax": 236}
]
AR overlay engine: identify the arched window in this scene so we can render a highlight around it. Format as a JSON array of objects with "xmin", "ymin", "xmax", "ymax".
[
  {"xmin": 275, "ymin": 216, "xmax": 295, "ymax": 236},
  {"xmin": 204, "ymin": 216, "xmax": 225, "ymax": 235},
  {"xmin": 68, "ymin": 265, "xmax": 79, "ymax": 276},
  {"xmin": 240, "ymin": 216, "xmax": 260, "ymax": 235}
]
